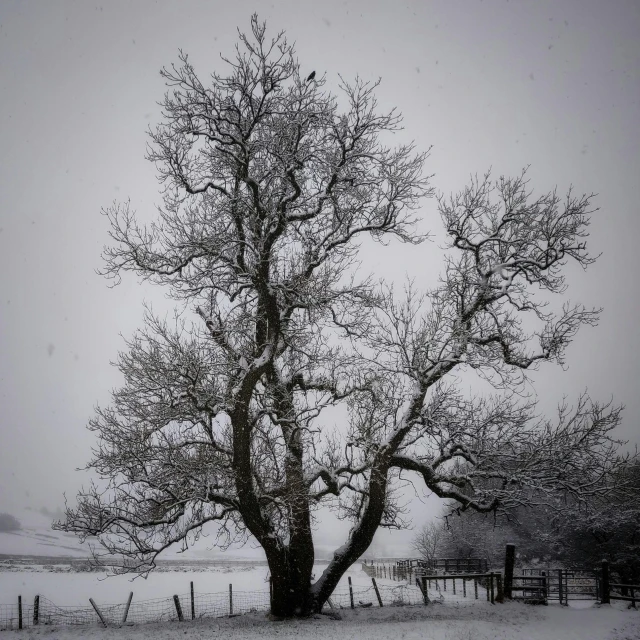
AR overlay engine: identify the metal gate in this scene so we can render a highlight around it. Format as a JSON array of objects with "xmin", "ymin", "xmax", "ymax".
[{"xmin": 517, "ymin": 568, "xmax": 598, "ymax": 604}]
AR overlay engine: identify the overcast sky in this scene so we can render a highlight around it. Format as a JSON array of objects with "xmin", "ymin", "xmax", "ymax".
[{"xmin": 0, "ymin": 0, "xmax": 638, "ymax": 557}]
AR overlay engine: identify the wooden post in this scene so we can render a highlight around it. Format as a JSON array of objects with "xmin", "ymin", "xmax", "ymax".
[
  {"xmin": 630, "ymin": 587, "xmax": 636, "ymax": 609},
  {"xmin": 463, "ymin": 578, "xmax": 467, "ymax": 598},
  {"xmin": 190, "ymin": 581, "xmax": 195, "ymax": 620},
  {"xmin": 541, "ymin": 571, "xmax": 548, "ymax": 604},
  {"xmin": 504, "ymin": 543, "xmax": 515, "ymax": 600},
  {"xmin": 443, "ymin": 576, "xmax": 447, "ymax": 591},
  {"xmin": 229, "ymin": 584, "xmax": 233, "ymax": 616},
  {"xmin": 558, "ymin": 569, "xmax": 564, "ymax": 606},
  {"xmin": 89, "ymin": 598, "xmax": 108, "ymax": 627},
  {"xmin": 372, "ymin": 578, "xmax": 383, "ymax": 607},
  {"xmin": 348, "ymin": 576, "xmax": 354, "ymax": 609},
  {"xmin": 601, "ymin": 561, "xmax": 610, "ymax": 605},
  {"xmin": 18, "ymin": 596, "xmax": 22, "ymax": 630},
  {"xmin": 474, "ymin": 578, "xmax": 478, "ymax": 599},
  {"xmin": 33, "ymin": 595, "xmax": 39, "ymax": 625},
  {"xmin": 452, "ymin": 577, "xmax": 456, "ymax": 595},
  {"xmin": 121, "ymin": 592, "xmax": 133, "ymax": 625},
  {"xmin": 172, "ymin": 595, "xmax": 184, "ymax": 622},
  {"xmin": 496, "ymin": 573, "xmax": 504, "ymax": 603},
  {"xmin": 421, "ymin": 576, "xmax": 429, "ymax": 605}
]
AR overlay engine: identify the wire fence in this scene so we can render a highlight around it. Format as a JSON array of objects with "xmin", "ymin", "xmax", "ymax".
[{"xmin": 0, "ymin": 580, "xmax": 449, "ymax": 631}]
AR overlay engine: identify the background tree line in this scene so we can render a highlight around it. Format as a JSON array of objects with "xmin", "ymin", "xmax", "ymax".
[{"xmin": 413, "ymin": 459, "xmax": 640, "ymax": 583}]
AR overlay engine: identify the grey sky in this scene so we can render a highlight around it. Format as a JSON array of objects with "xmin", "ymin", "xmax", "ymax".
[{"xmin": 0, "ymin": 0, "xmax": 638, "ymax": 556}]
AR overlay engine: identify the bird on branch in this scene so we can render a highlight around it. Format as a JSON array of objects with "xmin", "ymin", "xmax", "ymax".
[{"xmin": 306, "ymin": 70, "xmax": 316, "ymax": 84}]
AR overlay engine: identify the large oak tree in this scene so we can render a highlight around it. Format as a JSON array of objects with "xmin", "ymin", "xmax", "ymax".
[{"xmin": 56, "ymin": 17, "xmax": 632, "ymax": 617}]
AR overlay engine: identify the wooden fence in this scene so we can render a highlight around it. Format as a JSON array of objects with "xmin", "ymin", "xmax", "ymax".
[{"xmin": 392, "ymin": 558, "xmax": 489, "ymax": 574}]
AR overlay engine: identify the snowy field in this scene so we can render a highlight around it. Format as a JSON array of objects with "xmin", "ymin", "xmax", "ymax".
[
  {"xmin": 0, "ymin": 599, "xmax": 638, "ymax": 640},
  {"xmin": 0, "ymin": 560, "xmax": 638, "ymax": 639},
  {"xmin": 0, "ymin": 560, "xmax": 277, "ymax": 605},
  {"xmin": 0, "ymin": 560, "xmax": 393, "ymax": 606}
]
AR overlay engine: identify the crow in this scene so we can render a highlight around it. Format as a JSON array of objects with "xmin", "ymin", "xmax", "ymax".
[{"xmin": 306, "ymin": 70, "xmax": 316, "ymax": 83}]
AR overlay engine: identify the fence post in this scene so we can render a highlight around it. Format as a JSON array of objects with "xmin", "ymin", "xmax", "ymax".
[
  {"xmin": 372, "ymin": 578, "xmax": 383, "ymax": 607},
  {"xmin": 463, "ymin": 578, "xmax": 466, "ymax": 598},
  {"xmin": 348, "ymin": 576, "xmax": 354, "ymax": 609},
  {"xmin": 490, "ymin": 573, "xmax": 495, "ymax": 604},
  {"xmin": 558, "ymin": 569, "xmax": 564, "ymax": 606},
  {"xmin": 504, "ymin": 543, "xmax": 515, "ymax": 600},
  {"xmin": 496, "ymin": 573, "xmax": 504, "ymax": 603},
  {"xmin": 541, "ymin": 571, "xmax": 548, "ymax": 605},
  {"xmin": 600, "ymin": 561, "xmax": 610, "ymax": 605},
  {"xmin": 90, "ymin": 598, "xmax": 108, "ymax": 627},
  {"xmin": 18, "ymin": 596, "xmax": 22, "ymax": 630},
  {"xmin": 172, "ymin": 595, "xmax": 184, "ymax": 622},
  {"xmin": 421, "ymin": 576, "xmax": 429, "ymax": 605},
  {"xmin": 190, "ymin": 581, "xmax": 195, "ymax": 620},
  {"xmin": 229, "ymin": 584, "xmax": 233, "ymax": 615},
  {"xmin": 121, "ymin": 592, "xmax": 133, "ymax": 625},
  {"xmin": 452, "ymin": 577, "xmax": 456, "ymax": 595},
  {"xmin": 474, "ymin": 578, "xmax": 478, "ymax": 600},
  {"xmin": 33, "ymin": 595, "xmax": 39, "ymax": 625}
]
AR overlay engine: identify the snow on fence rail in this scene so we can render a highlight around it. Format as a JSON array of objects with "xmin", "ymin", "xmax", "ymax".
[{"xmin": 0, "ymin": 581, "xmax": 434, "ymax": 630}]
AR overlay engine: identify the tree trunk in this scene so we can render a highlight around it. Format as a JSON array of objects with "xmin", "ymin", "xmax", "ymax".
[{"xmin": 268, "ymin": 553, "xmax": 316, "ymax": 617}]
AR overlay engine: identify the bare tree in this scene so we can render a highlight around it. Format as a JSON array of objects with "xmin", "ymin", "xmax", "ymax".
[
  {"xmin": 411, "ymin": 521, "xmax": 443, "ymax": 563},
  {"xmin": 55, "ymin": 16, "xmax": 634, "ymax": 617}
]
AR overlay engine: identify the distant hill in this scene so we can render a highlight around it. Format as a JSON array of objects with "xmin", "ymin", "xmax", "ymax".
[
  {"xmin": 0, "ymin": 507, "xmax": 87, "ymax": 557},
  {"xmin": 0, "ymin": 505, "xmax": 411, "ymax": 563}
]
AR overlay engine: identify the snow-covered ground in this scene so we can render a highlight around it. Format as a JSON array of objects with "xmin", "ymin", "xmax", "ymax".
[
  {"xmin": 0, "ymin": 561, "xmax": 270, "ymax": 605},
  {"xmin": 0, "ymin": 559, "xmax": 638, "ymax": 639},
  {"xmin": 0, "ymin": 561, "xmax": 418, "ymax": 624},
  {"xmin": 1, "ymin": 511, "xmax": 637, "ymax": 640},
  {"xmin": 0, "ymin": 600, "xmax": 638, "ymax": 640}
]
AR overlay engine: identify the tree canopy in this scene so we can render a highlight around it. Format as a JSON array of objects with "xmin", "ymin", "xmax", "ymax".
[{"xmin": 56, "ymin": 16, "xmax": 633, "ymax": 617}]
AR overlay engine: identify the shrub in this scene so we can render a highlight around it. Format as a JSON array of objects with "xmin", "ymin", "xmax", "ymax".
[{"xmin": 0, "ymin": 513, "xmax": 21, "ymax": 532}]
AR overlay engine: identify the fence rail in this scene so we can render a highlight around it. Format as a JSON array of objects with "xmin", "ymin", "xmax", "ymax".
[
  {"xmin": 394, "ymin": 558, "xmax": 488, "ymax": 574},
  {"xmin": 511, "ymin": 574, "xmax": 548, "ymax": 603},
  {"xmin": 415, "ymin": 573, "xmax": 500, "ymax": 604},
  {"xmin": 608, "ymin": 582, "xmax": 639, "ymax": 607}
]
